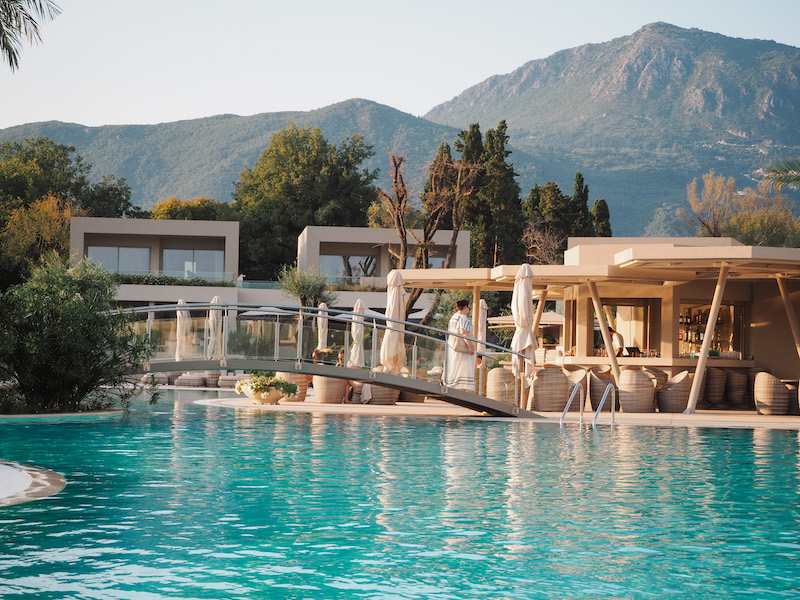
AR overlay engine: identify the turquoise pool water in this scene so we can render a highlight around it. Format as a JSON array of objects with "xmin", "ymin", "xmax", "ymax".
[{"xmin": 1, "ymin": 390, "xmax": 800, "ymax": 599}]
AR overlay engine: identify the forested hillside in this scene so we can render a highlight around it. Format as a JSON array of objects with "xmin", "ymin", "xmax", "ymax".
[{"xmin": 3, "ymin": 23, "xmax": 800, "ymax": 234}]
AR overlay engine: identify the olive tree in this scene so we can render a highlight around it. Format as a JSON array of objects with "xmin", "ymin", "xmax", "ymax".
[
  {"xmin": 0, "ymin": 255, "xmax": 155, "ymax": 413},
  {"xmin": 277, "ymin": 265, "xmax": 338, "ymax": 308}
]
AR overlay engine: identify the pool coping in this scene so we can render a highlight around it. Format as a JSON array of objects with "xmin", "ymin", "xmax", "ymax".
[
  {"xmin": 0, "ymin": 409, "xmax": 123, "ymax": 421},
  {"xmin": 201, "ymin": 396, "xmax": 800, "ymax": 430},
  {"xmin": 0, "ymin": 461, "xmax": 67, "ymax": 508}
]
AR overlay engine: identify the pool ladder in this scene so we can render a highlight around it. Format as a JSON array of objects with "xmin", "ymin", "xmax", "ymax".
[{"xmin": 560, "ymin": 383, "xmax": 616, "ymax": 429}]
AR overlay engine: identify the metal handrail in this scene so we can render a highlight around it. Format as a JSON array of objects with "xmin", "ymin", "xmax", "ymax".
[
  {"xmin": 559, "ymin": 384, "xmax": 585, "ymax": 427},
  {"xmin": 118, "ymin": 302, "xmax": 542, "ymax": 404},
  {"xmin": 117, "ymin": 302, "xmax": 535, "ymax": 366},
  {"xmin": 592, "ymin": 383, "xmax": 617, "ymax": 428}
]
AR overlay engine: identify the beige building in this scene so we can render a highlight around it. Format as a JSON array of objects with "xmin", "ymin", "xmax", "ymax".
[
  {"xmin": 297, "ymin": 225, "xmax": 470, "ymax": 283},
  {"xmin": 70, "ymin": 218, "xmax": 469, "ymax": 311},
  {"xmin": 398, "ymin": 236, "xmax": 800, "ymax": 381}
]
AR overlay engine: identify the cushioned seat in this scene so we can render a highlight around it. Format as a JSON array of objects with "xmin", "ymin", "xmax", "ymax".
[
  {"xmin": 218, "ymin": 374, "xmax": 248, "ymax": 388},
  {"xmin": 175, "ymin": 373, "xmax": 205, "ymax": 387}
]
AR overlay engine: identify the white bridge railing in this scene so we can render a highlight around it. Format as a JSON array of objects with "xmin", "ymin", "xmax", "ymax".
[{"xmin": 121, "ymin": 303, "xmax": 537, "ymax": 412}]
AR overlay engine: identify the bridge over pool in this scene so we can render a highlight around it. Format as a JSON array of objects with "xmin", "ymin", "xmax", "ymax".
[{"xmin": 127, "ymin": 303, "xmax": 535, "ymax": 418}]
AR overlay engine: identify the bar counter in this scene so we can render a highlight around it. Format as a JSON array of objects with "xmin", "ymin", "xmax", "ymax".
[{"xmin": 563, "ymin": 356, "xmax": 755, "ymax": 371}]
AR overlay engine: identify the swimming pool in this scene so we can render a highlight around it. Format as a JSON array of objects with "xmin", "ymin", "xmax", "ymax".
[{"xmin": 1, "ymin": 390, "xmax": 799, "ymax": 599}]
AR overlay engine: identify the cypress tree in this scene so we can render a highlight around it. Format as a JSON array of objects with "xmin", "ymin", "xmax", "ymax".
[
  {"xmin": 571, "ymin": 172, "xmax": 596, "ymax": 237},
  {"xmin": 592, "ymin": 198, "xmax": 612, "ymax": 237},
  {"xmin": 482, "ymin": 121, "xmax": 524, "ymax": 265}
]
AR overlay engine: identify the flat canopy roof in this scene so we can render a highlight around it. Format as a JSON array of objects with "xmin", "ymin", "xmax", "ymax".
[
  {"xmin": 614, "ymin": 244, "xmax": 800, "ymax": 280},
  {"xmin": 396, "ymin": 239, "xmax": 800, "ymax": 292}
]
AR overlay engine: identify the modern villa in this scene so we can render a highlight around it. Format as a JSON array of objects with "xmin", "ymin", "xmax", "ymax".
[{"xmin": 69, "ymin": 217, "xmax": 470, "ymax": 312}]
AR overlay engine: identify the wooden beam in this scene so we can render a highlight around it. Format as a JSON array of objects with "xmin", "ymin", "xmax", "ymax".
[
  {"xmin": 587, "ymin": 281, "xmax": 621, "ymax": 382},
  {"xmin": 684, "ymin": 264, "xmax": 730, "ymax": 414},
  {"xmin": 777, "ymin": 276, "xmax": 800, "ymax": 362},
  {"xmin": 531, "ymin": 290, "xmax": 548, "ymax": 365}
]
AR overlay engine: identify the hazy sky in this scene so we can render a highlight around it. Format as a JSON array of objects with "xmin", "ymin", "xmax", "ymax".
[{"xmin": 2, "ymin": 0, "xmax": 800, "ymax": 129}]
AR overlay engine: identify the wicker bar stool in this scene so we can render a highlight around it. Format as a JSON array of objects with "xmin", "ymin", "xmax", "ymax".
[
  {"xmin": 784, "ymin": 380, "xmax": 800, "ymax": 416},
  {"xmin": 398, "ymin": 390, "xmax": 425, "ymax": 403},
  {"xmin": 563, "ymin": 368, "xmax": 587, "ymax": 412},
  {"xmin": 276, "ymin": 371, "xmax": 308, "ymax": 402},
  {"xmin": 754, "ymin": 372, "xmax": 791, "ymax": 415},
  {"xmin": 643, "ymin": 367, "xmax": 668, "ymax": 392},
  {"xmin": 311, "ymin": 376, "xmax": 348, "ymax": 404},
  {"xmin": 589, "ymin": 370, "xmax": 617, "ymax": 412},
  {"xmin": 703, "ymin": 367, "xmax": 727, "ymax": 408},
  {"xmin": 618, "ymin": 367, "xmax": 655, "ymax": 413},
  {"xmin": 723, "ymin": 369, "xmax": 747, "ymax": 408},
  {"xmin": 656, "ymin": 371, "xmax": 691, "ymax": 413},
  {"xmin": 487, "ymin": 367, "xmax": 516, "ymax": 405},
  {"xmin": 366, "ymin": 385, "xmax": 399, "ymax": 405},
  {"xmin": 746, "ymin": 367, "xmax": 768, "ymax": 410},
  {"xmin": 166, "ymin": 371, "xmax": 183, "ymax": 385},
  {"xmin": 203, "ymin": 370, "xmax": 222, "ymax": 387},
  {"xmin": 528, "ymin": 367, "xmax": 569, "ymax": 412}
]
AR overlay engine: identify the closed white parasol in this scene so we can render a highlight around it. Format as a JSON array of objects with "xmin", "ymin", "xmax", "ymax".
[
  {"xmin": 206, "ymin": 296, "xmax": 223, "ymax": 358},
  {"xmin": 175, "ymin": 299, "xmax": 191, "ymax": 361},
  {"xmin": 380, "ymin": 270, "xmax": 407, "ymax": 372},
  {"xmin": 348, "ymin": 298, "xmax": 366, "ymax": 368},
  {"xmin": 477, "ymin": 298, "xmax": 488, "ymax": 356},
  {"xmin": 316, "ymin": 302, "xmax": 328, "ymax": 351},
  {"xmin": 511, "ymin": 264, "xmax": 536, "ymax": 379}
]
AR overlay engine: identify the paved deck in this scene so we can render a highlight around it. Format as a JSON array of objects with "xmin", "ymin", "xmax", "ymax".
[{"xmin": 201, "ymin": 392, "xmax": 800, "ymax": 429}]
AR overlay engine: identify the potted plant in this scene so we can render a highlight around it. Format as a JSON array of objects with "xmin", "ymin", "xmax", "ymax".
[{"xmin": 234, "ymin": 372, "xmax": 299, "ymax": 404}]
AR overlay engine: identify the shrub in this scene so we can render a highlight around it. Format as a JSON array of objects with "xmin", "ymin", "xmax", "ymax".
[{"xmin": 0, "ymin": 255, "xmax": 156, "ymax": 413}]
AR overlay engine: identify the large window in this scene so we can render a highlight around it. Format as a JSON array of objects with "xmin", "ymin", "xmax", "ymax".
[
  {"xmin": 87, "ymin": 246, "xmax": 150, "ymax": 275},
  {"xmin": 319, "ymin": 254, "xmax": 377, "ymax": 279},
  {"xmin": 162, "ymin": 249, "xmax": 224, "ymax": 279}
]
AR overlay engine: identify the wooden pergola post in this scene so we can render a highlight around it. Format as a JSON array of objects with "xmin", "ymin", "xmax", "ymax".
[
  {"xmin": 587, "ymin": 281, "xmax": 621, "ymax": 383},
  {"xmin": 472, "ymin": 286, "xmax": 482, "ymax": 336},
  {"xmin": 531, "ymin": 289, "xmax": 548, "ymax": 364},
  {"xmin": 776, "ymin": 276, "xmax": 800, "ymax": 362},
  {"xmin": 684, "ymin": 264, "xmax": 730, "ymax": 414}
]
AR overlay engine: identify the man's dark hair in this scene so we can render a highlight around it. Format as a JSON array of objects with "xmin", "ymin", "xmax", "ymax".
[{"xmin": 456, "ymin": 300, "xmax": 469, "ymax": 310}]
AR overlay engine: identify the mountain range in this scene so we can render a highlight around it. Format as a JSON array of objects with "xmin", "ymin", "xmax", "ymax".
[{"xmin": 3, "ymin": 22, "xmax": 800, "ymax": 235}]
